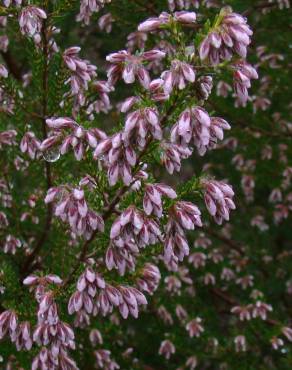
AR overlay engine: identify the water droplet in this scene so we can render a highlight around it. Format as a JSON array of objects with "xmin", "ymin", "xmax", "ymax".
[{"xmin": 42, "ymin": 147, "xmax": 60, "ymax": 163}]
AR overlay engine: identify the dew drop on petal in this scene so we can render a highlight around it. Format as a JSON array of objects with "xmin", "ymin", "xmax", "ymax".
[{"xmin": 42, "ymin": 147, "xmax": 60, "ymax": 162}]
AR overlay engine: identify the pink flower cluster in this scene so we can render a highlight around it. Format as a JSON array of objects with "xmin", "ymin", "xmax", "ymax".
[
  {"xmin": 93, "ymin": 133, "xmax": 136, "ymax": 186},
  {"xmin": 160, "ymin": 142, "xmax": 192, "ymax": 174},
  {"xmin": 162, "ymin": 59, "xmax": 196, "ymax": 93},
  {"xmin": 233, "ymin": 61, "xmax": 258, "ymax": 105},
  {"xmin": 45, "ymin": 185, "xmax": 104, "ymax": 239},
  {"xmin": 106, "ymin": 49, "xmax": 165, "ymax": 88},
  {"xmin": 123, "ymin": 107, "xmax": 162, "ymax": 148},
  {"xmin": 23, "ymin": 275, "xmax": 77, "ymax": 370},
  {"xmin": 138, "ymin": 11, "xmax": 197, "ymax": 33},
  {"xmin": 202, "ymin": 180, "xmax": 236, "ymax": 224},
  {"xmin": 20, "ymin": 132, "xmax": 41, "ymax": 159},
  {"xmin": 171, "ymin": 107, "xmax": 231, "ymax": 155},
  {"xmin": 164, "ymin": 201, "xmax": 202, "ymax": 270},
  {"xmin": 63, "ymin": 47, "xmax": 97, "ymax": 112},
  {"xmin": 199, "ymin": 7, "xmax": 253, "ymax": 64},
  {"xmin": 0, "ymin": 129, "xmax": 17, "ymax": 148},
  {"xmin": 136, "ymin": 263, "xmax": 161, "ymax": 295},
  {"xmin": 68, "ymin": 264, "xmax": 147, "ymax": 325},
  {"xmin": 110, "ymin": 206, "xmax": 161, "ymax": 248},
  {"xmin": 94, "ymin": 349, "xmax": 119, "ymax": 370},
  {"xmin": 168, "ymin": 0, "xmax": 201, "ymax": 11},
  {"xmin": 18, "ymin": 6, "xmax": 47, "ymax": 37},
  {"xmin": 77, "ymin": 0, "xmax": 112, "ymax": 25},
  {"xmin": 143, "ymin": 183, "xmax": 177, "ymax": 217},
  {"xmin": 41, "ymin": 117, "xmax": 106, "ymax": 161}
]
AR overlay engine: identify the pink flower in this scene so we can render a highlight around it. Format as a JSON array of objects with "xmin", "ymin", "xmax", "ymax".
[
  {"xmin": 149, "ymin": 78, "xmax": 170, "ymax": 101},
  {"xmin": 0, "ymin": 129, "xmax": 17, "ymax": 148},
  {"xmin": 250, "ymin": 215, "xmax": 269, "ymax": 231},
  {"xmin": 118, "ymin": 286, "xmax": 147, "ymax": 319},
  {"xmin": 174, "ymin": 11, "xmax": 197, "ymax": 24},
  {"xmin": 110, "ymin": 206, "xmax": 161, "ymax": 248},
  {"xmin": 63, "ymin": 47, "xmax": 97, "ymax": 112},
  {"xmin": 138, "ymin": 11, "xmax": 196, "ymax": 33},
  {"xmin": 123, "ymin": 107, "xmax": 162, "ymax": 148},
  {"xmin": 41, "ymin": 117, "xmax": 106, "ymax": 161},
  {"xmin": 30, "ymin": 284, "xmax": 77, "ymax": 369},
  {"xmin": 0, "ymin": 310, "xmax": 18, "ymax": 340},
  {"xmin": 202, "ymin": 180, "xmax": 235, "ymax": 224},
  {"xmin": 105, "ymin": 241, "xmax": 138, "ymax": 276},
  {"xmin": 89, "ymin": 329, "xmax": 103, "ymax": 346},
  {"xmin": 106, "ymin": 49, "xmax": 165, "ymax": 87},
  {"xmin": 196, "ymin": 75, "xmax": 213, "ymax": 100},
  {"xmin": 234, "ymin": 335, "xmax": 247, "ymax": 352},
  {"xmin": 221, "ymin": 267, "xmax": 235, "ymax": 281},
  {"xmin": 76, "ymin": 0, "xmax": 111, "ymax": 25},
  {"xmin": 199, "ymin": 7, "xmax": 253, "ymax": 65},
  {"xmin": 171, "ymin": 107, "xmax": 230, "ymax": 155},
  {"xmin": 157, "ymin": 305, "xmax": 174, "ymax": 325},
  {"xmin": 23, "ymin": 274, "xmax": 63, "ymax": 292},
  {"xmin": 159, "ymin": 339, "xmax": 176, "ymax": 359},
  {"xmin": 138, "ymin": 12, "xmax": 171, "ymax": 32},
  {"xmin": 162, "ymin": 59, "xmax": 196, "ymax": 94},
  {"xmin": 217, "ymin": 80, "xmax": 232, "ymax": 97},
  {"xmin": 236, "ymin": 275, "xmax": 254, "ymax": 289},
  {"xmin": 270, "ymin": 336, "xmax": 284, "ymax": 350},
  {"xmin": 11, "ymin": 321, "xmax": 32, "ymax": 351},
  {"xmin": 165, "ymin": 275, "xmax": 182, "ymax": 295},
  {"xmin": 45, "ymin": 186, "xmax": 104, "ymax": 239},
  {"xmin": 186, "ymin": 355, "xmax": 198, "ymax": 370},
  {"xmin": 252, "ymin": 301, "xmax": 273, "ymax": 320},
  {"xmin": 94, "ymin": 349, "xmax": 119, "ymax": 370},
  {"xmin": 136, "ymin": 263, "xmax": 161, "ymax": 295},
  {"xmin": 160, "ymin": 142, "xmax": 192, "ymax": 174},
  {"xmin": 126, "ymin": 31, "xmax": 148, "ymax": 52},
  {"xmin": 241, "ymin": 175, "xmax": 255, "ymax": 203},
  {"xmin": 186, "ymin": 317, "xmax": 204, "ymax": 337},
  {"xmin": 143, "ymin": 183, "xmax": 177, "ymax": 217},
  {"xmin": 86, "ymin": 80, "xmax": 114, "ymax": 116},
  {"xmin": 233, "ymin": 61, "xmax": 258, "ymax": 105},
  {"xmin": 171, "ymin": 106, "xmax": 211, "ymax": 146},
  {"xmin": 77, "ymin": 0, "xmax": 112, "ymax": 25},
  {"xmin": 3, "ymin": 235, "xmax": 22, "ymax": 254},
  {"xmin": 231, "ymin": 305, "xmax": 253, "ymax": 321},
  {"xmin": 3, "ymin": 0, "xmax": 22, "ymax": 7},
  {"xmin": 282, "ymin": 326, "xmax": 292, "ymax": 342},
  {"xmin": 118, "ymin": 96, "xmax": 141, "ymax": 113},
  {"xmin": 176, "ymin": 304, "xmax": 188, "ymax": 322},
  {"xmin": 0, "ymin": 35, "xmax": 9, "ymax": 52},
  {"xmin": 98, "ymin": 13, "xmax": 114, "ymax": 33},
  {"xmin": 68, "ymin": 266, "xmax": 105, "ymax": 323},
  {"xmin": 20, "ymin": 132, "xmax": 41, "ymax": 159},
  {"xmin": 19, "ymin": 6, "xmax": 47, "ymax": 37},
  {"xmin": 188, "ymin": 252, "xmax": 207, "ymax": 269},
  {"xmin": 0, "ymin": 211, "xmax": 8, "ymax": 229},
  {"xmin": 168, "ymin": 0, "xmax": 201, "ymax": 11},
  {"xmin": 164, "ymin": 202, "xmax": 202, "ymax": 270},
  {"xmin": 93, "ymin": 133, "xmax": 137, "ymax": 186},
  {"xmin": 0, "ymin": 64, "xmax": 8, "ymax": 78}
]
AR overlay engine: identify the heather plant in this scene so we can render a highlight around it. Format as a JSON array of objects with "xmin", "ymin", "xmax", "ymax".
[{"xmin": 0, "ymin": 0, "xmax": 291, "ymax": 369}]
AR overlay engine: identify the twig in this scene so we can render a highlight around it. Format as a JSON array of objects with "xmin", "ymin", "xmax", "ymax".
[
  {"xmin": 204, "ymin": 227, "xmax": 245, "ymax": 256},
  {"xmin": 243, "ymin": 2, "xmax": 278, "ymax": 16},
  {"xmin": 21, "ymin": 17, "xmax": 53, "ymax": 276}
]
